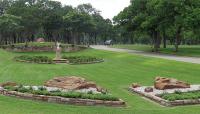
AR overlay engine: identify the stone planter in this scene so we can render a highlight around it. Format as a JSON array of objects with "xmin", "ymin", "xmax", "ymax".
[
  {"xmin": 0, "ymin": 89, "xmax": 125, "ymax": 107},
  {"xmin": 129, "ymin": 87, "xmax": 200, "ymax": 107}
]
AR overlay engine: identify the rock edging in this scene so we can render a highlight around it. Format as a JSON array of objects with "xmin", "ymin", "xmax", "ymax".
[
  {"xmin": 0, "ymin": 88, "xmax": 125, "ymax": 107},
  {"xmin": 129, "ymin": 87, "xmax": 200, "ymax": 107}
]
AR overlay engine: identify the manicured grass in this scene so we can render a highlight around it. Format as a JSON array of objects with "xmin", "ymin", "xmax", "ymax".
[
  {"xmin": 111, "ymin": 44, "xmax": 200, "ymax": 57},
  {"xmin": 0, "ymin": 48, "xmax": 200, "ymax": 114}
]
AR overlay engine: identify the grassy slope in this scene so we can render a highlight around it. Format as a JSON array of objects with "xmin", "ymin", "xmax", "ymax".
[
  {"xmin": 0, "ymin": 49, "xmax": 200, "ymax": 114},
  {"xmin": 111, "ymin": 44, "xmax": 200, "ymax": 57}
]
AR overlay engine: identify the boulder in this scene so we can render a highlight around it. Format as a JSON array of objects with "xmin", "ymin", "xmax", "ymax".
[
  {"xmin": 44, "ymin": 76, "xmax": 104, "ymax": 92},
  {"xmin": 154, "ymin": 77, "xmax": 190, "ymax": 90},
  {"xmin": 145, "ymin": 87, "xmax": 153, "ymax": 92},
  {"xmin": 131, "ymin": 83, "xmax": 141, "ymax": 88},
  {"xmin": 0, "ymin": 82, "xmax": 17, "ymax": 87}
]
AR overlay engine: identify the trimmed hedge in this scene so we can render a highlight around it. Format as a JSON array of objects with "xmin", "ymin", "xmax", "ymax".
[
  {"xmin": 62, "ymin": 56, "xmax": 104, "ymax": 64},
  {"xmin": 4, "ymin": 86, "xmax": 119, "ymax": 101},
  {"xmin": 159, "ymin": 90, "xmax": 200, "ymax": 101},
  {"xmin": 14, "ymin": 55, "xmax": 53, "ymax": 64},
  {"xmin": 14, "ymin": 55, "xmax": 103, "ymax": 65},
  {"xmin": 0, "ymin": 42, "xmax": 86, "ymax": 49}
]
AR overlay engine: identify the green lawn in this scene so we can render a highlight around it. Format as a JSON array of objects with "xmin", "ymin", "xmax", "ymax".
[
  {"xmin": 111, "ymin": 44, "xmax": 200, "ymax": 57},
  {"xmin": 0, "ymin": 48, "xmax": 200, "ymax": 114}
]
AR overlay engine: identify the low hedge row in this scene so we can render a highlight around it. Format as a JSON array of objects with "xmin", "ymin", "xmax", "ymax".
[
  {"xmin": 4, "ymin": 86, "xmax": 119, "ymax": 101},
  {"xmin": 14, "ymin": 55, "xmax": 103, "ymax": 65},
  {"xmin": 159, "ymin": 90, "xmax": 200, "ymax": 101},
  {"xmin": 62, "ymin": 56, "xmax": 104, "ymax": 64},
  {"xmin": 14, "ymin": 55, "xmax": 53, "ymax": 64},
  {"xmin": 0, "ymin": 42, "xmax": 86, "ymax": 49}
]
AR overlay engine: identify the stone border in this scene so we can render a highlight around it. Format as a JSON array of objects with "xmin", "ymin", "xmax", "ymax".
[
  {"xmin": 129, "ymin": 87, "xmax": 200, "ymax": 107},
  {"xmin": 0, "ymin": 89, "xmax": 125, "ymax": 107}
]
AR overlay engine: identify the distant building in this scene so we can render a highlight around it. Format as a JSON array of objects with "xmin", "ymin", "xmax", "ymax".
[{"xmin": 36, "ymin": 38, "xmax": 45, "ymax": 43}]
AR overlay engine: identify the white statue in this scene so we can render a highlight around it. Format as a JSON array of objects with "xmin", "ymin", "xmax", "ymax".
[
  {"xmin": 56, "ymin": 42, "xmax": 61, "ymax": 50},
  {"xmin": 55, "ymin": 42, "xmax": 62, "ymax": 60}
]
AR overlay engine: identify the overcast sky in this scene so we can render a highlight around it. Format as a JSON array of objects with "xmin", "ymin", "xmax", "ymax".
[{"xmin": 55, "ymin": 0, "xmax": 130, "ymax": 19}]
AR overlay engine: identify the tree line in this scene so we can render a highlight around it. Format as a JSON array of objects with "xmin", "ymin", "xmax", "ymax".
[
  {"xmin": 114, "ymin": 0, "xmax": 200, "ymax": 52},
  {"xmin": 1, "ymin": 0, "xmax": 200, "ymax": 52},
  {"xmin": 0, "ymin": 0, "xmax": 115, "ymax": 45}
]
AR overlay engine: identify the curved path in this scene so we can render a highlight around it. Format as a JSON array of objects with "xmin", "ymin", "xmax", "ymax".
[{"xmin": 91, "ymin": 45, "xmax": 200, "ymax": 64}]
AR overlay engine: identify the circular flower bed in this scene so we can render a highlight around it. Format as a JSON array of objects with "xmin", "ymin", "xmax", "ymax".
[
  {"xmin": 62, "ymin": 56, "xmax": 104, "ymax": 65},
  {"xmin": 14, "ymin": 55, "xmax": 53, "ymax": 64},
  {"xmin": 14, "ymin": 55, "xmax": 104, "ymax": 65}
]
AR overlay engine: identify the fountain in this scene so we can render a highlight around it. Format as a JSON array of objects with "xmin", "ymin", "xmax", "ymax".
[{"xmin": 53, "ymin": 42, "xmax": 68, "ymax": 63}]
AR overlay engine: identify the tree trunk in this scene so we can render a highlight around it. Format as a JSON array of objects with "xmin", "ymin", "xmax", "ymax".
[
  {"xmin": 153, "ymin": 31, "xmax": 161, "ymax": 52},
  {"xmin": 175, "ymin": 26, "xmax": 181, "ymax": 52},
  {"xmin": 94, "ymin": 33, "xmax": 97, "ymax": 45},
  {"xmin": 163, "ymin": 31, "xmax": 167, "ymax": 48}
]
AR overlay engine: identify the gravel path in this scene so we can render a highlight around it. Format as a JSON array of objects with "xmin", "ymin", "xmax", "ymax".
[{"xmin": 91, "ymin": 45, "xmax": 200, "ymax": 64}]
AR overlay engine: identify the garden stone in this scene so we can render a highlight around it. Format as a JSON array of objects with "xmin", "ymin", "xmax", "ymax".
[
  {"xmin": 132, "ymin": 83, "xmax": 141, "ymax": 88},
  {"xmin": 44, "ymin": 76, "xmax": 104, "ymax": 93},
  {"xmin": 144, "ymin": 87, "xmax": 153, "ymax": 92},
  {"xmin": 154, "ymin": 77, "xmax": 190, "ymax": 90}
]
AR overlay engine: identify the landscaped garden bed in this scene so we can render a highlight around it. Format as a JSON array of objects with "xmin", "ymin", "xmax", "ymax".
[
  {"xmin": 0, "ymin": 76, "xmax": 125, "ymax": 107},
  {"xmin": 14, "ymin": 55, "xmax": 104, "ymax": 65},
  {"xmin": 14, "ymin": 55, "xmax": 53, "ymax": 64},
  {"xmin": 0, "ymin": 42, "xmax": 87, "ymax": 52},
  {"xmin": 159, "ymin": 90, "xmax": 200, "ymax": 101},
  {"xmin": 129, "ymin": 77, "xmax": 200, "ymax": 107},
  {"xmin": 62, "ymin": 56, "xmax": 104, "ymax": 65}
]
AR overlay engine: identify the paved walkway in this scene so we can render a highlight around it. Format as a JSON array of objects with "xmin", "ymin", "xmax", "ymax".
[{"xmin": 91, "ymin": 45, "xmax": 200, "ymax": 64}]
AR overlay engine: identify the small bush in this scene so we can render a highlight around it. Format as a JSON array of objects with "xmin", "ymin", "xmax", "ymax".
[
  {"xmin": 160, "ymin": 91, "xmax": 200, "ymax": 101},
  {"xmin": 14, "ymin": 55, "xmax": 53, "ymax": 64},
  {"xmin": 62, "ymin": 56, "xmax": 103, "ymax": 64}
]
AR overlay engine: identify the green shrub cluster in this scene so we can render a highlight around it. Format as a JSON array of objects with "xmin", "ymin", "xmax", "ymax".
[
  {"xmin": 0, "ymin": 42, "xmax": 86, "ymax": 49},
  {"xmin": 4, "ymin": 86, "xmax": 119, "ymax": 101},
  {"xmin": 159, "ymin": 90, "xmax": 200, "ymax": 101},
  {"xmin": 62, "ymin": 56, "xmax": 103, "ymax": 64},
  {"xmin": 14, "ymin": 55, "xmax": 53, "ymax": 64}
]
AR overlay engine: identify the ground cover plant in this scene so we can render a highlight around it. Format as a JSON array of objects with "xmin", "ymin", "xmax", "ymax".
[
  {"xmin": 14, "ymin": 55, "xmax": 53, "ymax": 64},
  {"xmin": 62, "ymin": 56, "xmax": 104, "ymax": 64},
  {"xmin": 3, "ymin": 85, "xmax": 119, "ymax": 101},
  {"xmin": 0, "ymin": 48, "xmax": 200, "ymax": 114},
  {"xmin": 14, "ymin": 55, "xmax": 103, "ymax": 65},
  {"xmin": 159, "ymin": 90, "xmax": 200, "ymax": 101}
]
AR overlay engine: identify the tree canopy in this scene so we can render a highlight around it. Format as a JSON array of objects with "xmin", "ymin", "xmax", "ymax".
[
  {"xmin": 0, "ymin": 0, "xmax": 114, "ymax": 45},
  {"xmin": 114, "ymin": 0, "xmax": 200, "ymax": 51}
]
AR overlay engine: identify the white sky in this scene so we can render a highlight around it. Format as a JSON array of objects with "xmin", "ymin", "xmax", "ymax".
[{"xmin": 55, "ymin": 0, "xmax": 130, "ymax": 19}]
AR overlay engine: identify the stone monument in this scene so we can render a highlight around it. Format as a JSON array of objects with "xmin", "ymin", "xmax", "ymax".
[
  {"xmin": 53, "ymin": 42, "xmax": 68, "ymax": 63},
  {"xmin": 55, "ymin": 42, "xmax": 61, "ymax": 59}
]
